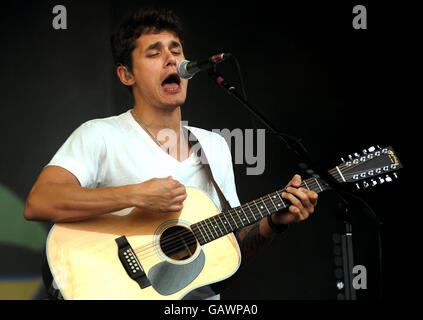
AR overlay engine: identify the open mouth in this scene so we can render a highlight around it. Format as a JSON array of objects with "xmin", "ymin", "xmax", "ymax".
[
  {"xmin": 161, "ymin": 73, "xmax": 182, "ymax": 94},
  {"xmin": 162, "ymin": 73, "xmax": 181, "ymax": 87}
]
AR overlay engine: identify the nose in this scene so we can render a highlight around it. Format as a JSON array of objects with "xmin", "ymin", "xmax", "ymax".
[{"xmin": 164, "ymin": 49, "xmax": 177, "ymax": 68}]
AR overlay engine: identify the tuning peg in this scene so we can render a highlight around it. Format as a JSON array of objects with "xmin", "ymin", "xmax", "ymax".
[
  {"xmin": 378, "ymin": 177, "xmax": 385, "ymax": 184},
  {"xmin": 393, "ymin": 172, "xmax": 398, "ymax": 179},
  {"xmin": 340, "ymin": 157, "xmax": 346, "ymax": 163},
  {"xmin": 362, "ymin": 181, "xmax": 369, "ymax": 189},
  {"xmin": 368, "ymin": 146, "xmax": 375, "ymax": 152},
  {"xmin": 355, "ymin": 183, "xmax": 360, "ymax": 190},
  {"xmin": 370, "ymin": 179, "xmax": 377, "ymax": 187},
  {"xmin": 354, "ymin": 152, "xmax": 360, "ymax": 158},
  {"xmin": 348, "ymin": 154, "xmax": 353, "ymax": 160},
  {"xmin": 362, "ymin": 149, "xmax": 368, "ymax": 155},
  {"xmin": 385, "ymin": 174, "xmax": 392, "ymax": 182}
]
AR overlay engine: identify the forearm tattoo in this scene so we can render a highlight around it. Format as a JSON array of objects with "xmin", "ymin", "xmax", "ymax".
[{"xmin": 235, "ymin": 222, "xmax": 273, "ymax": 266}]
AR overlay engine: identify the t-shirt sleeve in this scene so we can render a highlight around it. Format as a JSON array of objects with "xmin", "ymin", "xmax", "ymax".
[
  {"xmin": 46, "ymin": 121, "xmax": 106, "ymax": 188},
  {"xmin": 219, "ymin": 136, "xmax": 241, "ymax": 208}
]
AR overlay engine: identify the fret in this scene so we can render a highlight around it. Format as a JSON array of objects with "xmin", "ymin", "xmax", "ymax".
[
  {"xmin": 200, "ymin": 220, "xmax": 210, "ymax": 241},
  {"xmin": 275, "ymin": 191, "xmax": 287, "ymax": 210},
  {"xmin": 243, "ymin": 203, "xmax": 253, "ymax": 225},
  {"xmin": 311, "ymin": 178, "xmax": 321, "ymax": 192},
  {"xmin": 198, "ymin": 220, "xmax": 211, "ymax": 243},
  {"xmin": 311, "ymin": 177, "xmax": 326, "ymax": 193},
  {"xmin": 214, "ymin": 214, "xmax": 226, "ymax": 236},
  {"xmin": 252, "ymin": 200, "xmax": 264, "ymax": 219},
  {"xmin": 314, "ymin": 177, "xmax": 323, "ymax": 192},
  {"xmin": 260, "ymin": 196, "xmax": 272, "ymax": 216},
  {"xmin": 238, "ymin": 203, "xmax": 249, "ymax": 227},
  {"xmin": 208, "ymin": 217, "xmax": 219, "ymax": 238},
  {"xmin": 218, "ymin": 214, "xmax": 230, "ymax": 234},
  {"xmin": 275, "ymin": 194, "xmax": 284, "ymax": 208},
  {"xmin": 203, "ymin": 219, "xmax": 216, "ymax": 241},
  {"xmin": 236, "ymin": 207, "xmax": 244, "ymax": 226},
  {"xmin": 192, "ymin": 224, "xmax": 206, "ymax": 245},
  {"xmin": 207, "ymin": 217, "xmax": 220, "ymax": 239},
  {"xmin": 303, "ymin": 179, "xmax": 309, "ymax": 190},
  {"xmin": 268, "ymin": 193, "xmax": 279, "ymax": 211},
  {"xmin": 228, "ymin": 208, "xmax": 240, "ymax": 229}
]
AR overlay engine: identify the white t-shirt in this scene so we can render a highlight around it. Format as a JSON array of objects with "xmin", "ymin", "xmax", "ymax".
[{"xmin": 47, "ymin": 109, "xmax": 241, "ymax": 299}]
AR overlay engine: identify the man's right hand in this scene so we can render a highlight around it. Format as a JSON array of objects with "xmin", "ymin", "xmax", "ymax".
[
  {"xmin": 24, "ymin": 166, "xmax": 187, "ymax": 223},
  {"xmin": 130, "ymin": 176, "xmax": 187, "ymax": 214}
]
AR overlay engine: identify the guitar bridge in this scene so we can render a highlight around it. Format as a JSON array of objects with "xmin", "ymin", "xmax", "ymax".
[{"xmin": 115, "ymin": 236, "xmax": 151, "ymax": 289}]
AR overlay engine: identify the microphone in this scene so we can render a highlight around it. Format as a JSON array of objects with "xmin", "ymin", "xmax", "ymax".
[{"xmin": 177, "ymin": 53, "xmax": 232, "ymax": 79}]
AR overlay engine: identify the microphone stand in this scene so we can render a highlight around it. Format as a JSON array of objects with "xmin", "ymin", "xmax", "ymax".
[
  {"xmin": 207, "ymin": 69, "xmax": 339, "ymax": 188},
  {"xmin": 207, "ymin": 68, "xmax": 383, "ymax": 300}
]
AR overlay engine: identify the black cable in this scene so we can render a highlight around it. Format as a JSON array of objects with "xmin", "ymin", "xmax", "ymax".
[
  {"xmin": 232, "ymin": 55, "xmax": 260, "ymax": 131},
  {"xmin": 230, "ymin": 56, "xmax": 312, "ymax": 184},
  {"xmin": 232, "ymin": 55, "xmax": 248, "ymax": 101}
]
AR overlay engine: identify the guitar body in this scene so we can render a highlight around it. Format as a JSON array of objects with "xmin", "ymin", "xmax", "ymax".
[{"xmin": 46, "ymin": 187, "xmax": 241, "ymax": 300}]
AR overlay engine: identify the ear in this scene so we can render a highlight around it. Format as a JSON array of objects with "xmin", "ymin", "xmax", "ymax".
[{"xmin": 116, "ymin": 65, "xmax": 135, "ymax": 86}]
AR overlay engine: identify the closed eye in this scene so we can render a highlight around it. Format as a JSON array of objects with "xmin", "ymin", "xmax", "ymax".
[
  {"xmin": 147, "ymin": 50, "xmax": 180, "ymax": 58},
  {"xmin": 145, "ymin": 40, "xmax": 183, "ymax": 57}
]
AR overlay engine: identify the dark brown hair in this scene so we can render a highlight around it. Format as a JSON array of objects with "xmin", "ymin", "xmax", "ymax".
[{"xmin": 110, "ymin": 6, "xmax": 184, "ymax": 72}]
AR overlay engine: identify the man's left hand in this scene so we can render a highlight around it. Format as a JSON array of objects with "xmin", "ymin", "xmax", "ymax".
[{"xmin": 272, "ymin": 174, "xmax": 318, "ymax": 225}]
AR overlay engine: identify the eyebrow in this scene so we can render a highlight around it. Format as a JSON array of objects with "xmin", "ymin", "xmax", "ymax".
[{"xmin": 145, "ymin": 40, "xmax": 181, "ymax": 52}]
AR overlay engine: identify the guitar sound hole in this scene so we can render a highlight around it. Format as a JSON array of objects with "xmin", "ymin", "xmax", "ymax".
[{"xmin": 160, "ymin": 226, "xmax": 197, "ymax": 261}]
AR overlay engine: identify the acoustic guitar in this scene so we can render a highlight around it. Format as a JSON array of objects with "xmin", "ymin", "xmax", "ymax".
[{"xmin": 46, "ymin": 146, "xmax": 401, "ymax": 299}]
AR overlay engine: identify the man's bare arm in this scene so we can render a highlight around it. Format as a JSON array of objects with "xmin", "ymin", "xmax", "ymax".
[
  {"xmin": 235, "ymin": 217, "xmax": 276, "ymax": 267},
  {"xmin": 24, "ymin": 166, "xmax": 187, "ymax": 223}
]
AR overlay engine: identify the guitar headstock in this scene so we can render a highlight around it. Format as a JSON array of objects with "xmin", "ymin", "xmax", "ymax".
[{"xmin": 330, "ymin": 146, "xmax": 402, "ymax": 190}]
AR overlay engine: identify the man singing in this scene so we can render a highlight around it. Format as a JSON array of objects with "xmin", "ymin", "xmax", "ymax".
[{"xmin": 24, "ymin": 7, "xmax": 318, "ymax": 299}]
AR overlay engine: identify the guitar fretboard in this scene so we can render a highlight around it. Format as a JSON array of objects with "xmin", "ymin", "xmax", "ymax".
[{"xmin": 190, "ymin": 176, "xmax": 329, "ymax": 245}]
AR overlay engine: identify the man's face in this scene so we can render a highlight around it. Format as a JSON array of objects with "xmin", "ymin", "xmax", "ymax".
[{"xmin": 130, "ymin": 30, "xmax": 188, "ymax": 110}]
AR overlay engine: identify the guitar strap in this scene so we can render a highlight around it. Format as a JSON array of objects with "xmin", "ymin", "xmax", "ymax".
[
  {"xmin": 185, "ymin": 128, "xmax": 231, "ymax": 213},
  {"xmin": 185, "ymin": 128, "xmax": 236, "ymax": 296}
]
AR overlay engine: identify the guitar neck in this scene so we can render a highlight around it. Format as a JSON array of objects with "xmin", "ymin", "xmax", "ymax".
[{"xmin": 191, "ymin": 176, "xmax": 329, "ymax": 245}]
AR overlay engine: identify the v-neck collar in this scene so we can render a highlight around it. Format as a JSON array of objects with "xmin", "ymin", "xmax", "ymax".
[{"xmin": 127, "ymin": 110, "xmax": 196, "ymax": 165}]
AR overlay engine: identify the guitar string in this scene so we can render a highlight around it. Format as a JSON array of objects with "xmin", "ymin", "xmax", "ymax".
[
  {"xmin": 133, "ymin": 178, "xmax": 322, "ymax": 254},
  {"xmin": 142, "ymin": 197, "xmax": 318, "ymax": 261},
  {"xmin": 137, "ymin": 182, "xmax": 318, "ymax": 261},
  {"xmin": 328, "ymin": 152, "xmax": 396, "ymax": 179},
  {"xmin": 290, "ymin": 157, "xmax": 393, "ymax": 186},
  {"xmin": 136, "ymin": 167, "xmax": 398, "ymax": 263},
  {"xmin": 331, "ymin": 164, "xmax": 396, "ymax": 182},
  {"xmin": 119, "ymin": 151, "xmax": 397, "ymax": 264},
  {"xmin": 136, "ymin": 156, "xmax": 392, "ymax": 252},
  {"xmin": 328, "ymin": 156, "xmax": 397, "ymax": 183},
  {"xmin": 328, "ymin": 163, "xmax": 383, "ymax": 179},
  {"xmin": 132, "ymin": 161, "xmax": 397, "ymax": 261},
  {"xmin": 133, "ymin": 179, "xmax": 325, "ymax": 259},
  {"xmin": 134, "ymin": 157, "xmax": 391, "ymax": 254},
  {"xmin": 134, "ymin": 193, "xmax": 287, "ymax": 259},
  {"xmin": 133, "ymin": 171, "xmax": 390, "ymax": 260},
  {"xmin": 327, "ymin": 149, "xmax": 392, "ymax": 173},
  {"xmin": 139, "ymin": 162, "xmax": 398, "ymax": 261},
  {"xmin": 146, "ymin": 177, "xmax": 324, "ymax": 252},
  {"xmin": 132, "ymin": 152, "xmax": 398, "ymax": 259}
]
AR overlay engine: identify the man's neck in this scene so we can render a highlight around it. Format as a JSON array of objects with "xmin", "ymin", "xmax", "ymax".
[
  {"xmin": 132, "ymin": 104, "xmax": 191, "ymax": 161},
  {"xmin": 132, "ymin": 104, "xmax": 181, "ymax": 133}
]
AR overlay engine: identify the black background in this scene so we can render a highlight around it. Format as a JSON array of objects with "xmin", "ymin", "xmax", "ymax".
[{"xmin": 0, "ymin": 0, "xmax": 414, "ymax": 301}]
